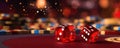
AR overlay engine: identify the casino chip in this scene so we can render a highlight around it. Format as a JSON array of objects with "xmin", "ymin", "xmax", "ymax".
[
  {"xmin": 0, "ymin": 30, "xmax": 7, "ymax": 35},
  {"xmin": 105, "ymin": 37, "xmax": 120, "ymax": 43},
  {"xmin": 31, "ymin": 30, "xmax": 46, "ymax": 35},
  {"xmin": 92, "ymin": 24, "xmax": 103, "ymax": 29},
  {"xmin": 113, "ymin": 26, "xmax": 120, "ymax": 31}
]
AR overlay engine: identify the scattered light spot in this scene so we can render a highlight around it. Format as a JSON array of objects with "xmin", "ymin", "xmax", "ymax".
[
  {"xmin": 19, "ymin": 2, "xmax": 22, "ymax": 5},
  {"xmin": 36, "ymin": 10, "xmax": 39, "ymax": 13},
  {"xmin": 59, "ymin": 32, "xmax": 62, "ymax": 36},
  {"xmin": 57, "ymin": 37, "xmax": 60, "ymax": 40},
  {"xmin": 23, "ymin": 9, "xmax": 25, "ymax": 11},
  {"xmin": 55, "ymin": 2, "xmax": 57, "ymax": 5},
  {"xmin": 36, "ymin": 0, "xmax": 47, "ymax": 9}
]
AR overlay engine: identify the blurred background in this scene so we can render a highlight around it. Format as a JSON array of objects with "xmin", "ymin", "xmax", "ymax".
[{"xmin": 0, "ymin": 0, "xmax": 120, "ymax": 35}]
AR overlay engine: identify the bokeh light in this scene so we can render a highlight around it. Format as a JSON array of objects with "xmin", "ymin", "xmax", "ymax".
[
  {"xmin": 36, "ymin": 0, "xmax": 47, "ymax": 9},
  {"xmin": 99, "ymin": 0, "xmax": 109, "ymax": 8}
]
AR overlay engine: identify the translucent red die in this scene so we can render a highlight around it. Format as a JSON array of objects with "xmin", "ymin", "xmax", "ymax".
[
  {"xmin": 80, "ymin": 25, "xmax": 100, "ymax": 43},
  {"xmin": 55, "ymin": 25, "xmax": 76, "ymax": 42}
]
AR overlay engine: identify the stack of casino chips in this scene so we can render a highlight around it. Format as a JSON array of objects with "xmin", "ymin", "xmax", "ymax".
[
  {"xmin": 104, "ymin": 25, "xmax": 120, "ymax": 31},
  {"xmin": 31, "ymin": 30, "xmax": 43, "ymax": 35},
  {"xmin": 99, "ymin": 25, "xmax": 120, "ymax": 35},
  {"xmin": 31, "ymin": 30, "xmax": 53, "ymax": 35},
  {"xmin": 0, "ymin": 29, "xmax": 54, "ymax": 35},
  {"xmin": 100, "ymin": 30, "xmax": 120, "ymax": 35}
]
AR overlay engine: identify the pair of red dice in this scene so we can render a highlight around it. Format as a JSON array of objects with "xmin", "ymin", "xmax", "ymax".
[{"xmin": 55, "ymin": 24, "xmax": 100, "ymax": 43}]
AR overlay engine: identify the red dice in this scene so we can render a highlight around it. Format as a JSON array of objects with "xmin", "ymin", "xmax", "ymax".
[
  {"xmin": 80, "ymin": 25, "xmax": 100, "ymax": 43},
  {"xmin": 55, "ymin": 24, "xmax": 99, "ymax": 43},
  {"xmin": 55, "ymin": 25, "xmax": 76, "ymax": 42}
]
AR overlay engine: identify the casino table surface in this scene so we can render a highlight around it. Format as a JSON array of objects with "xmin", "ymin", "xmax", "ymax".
[{"xmin": 0, "ymin": 34, "xmax": 120, "ymax": 48}]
